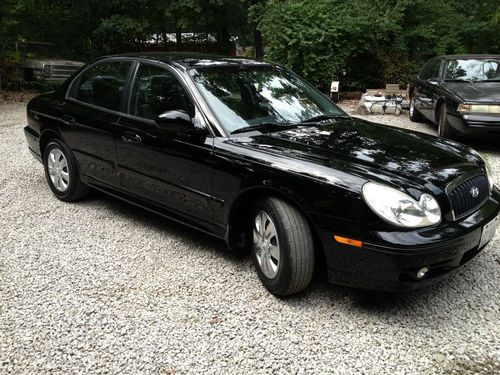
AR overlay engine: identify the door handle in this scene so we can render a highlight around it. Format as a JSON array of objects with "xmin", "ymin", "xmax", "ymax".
[
  {"xmin": 121, "ymin": 132, "xmax": 142, "ymax": 144},
  {"xmin": 62, "ymin": 115, "xmax": 75, "ymax": 126}
]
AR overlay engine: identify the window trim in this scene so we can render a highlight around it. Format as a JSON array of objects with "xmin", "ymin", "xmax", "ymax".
[
  {"xmin": 65, "ymin": 57, "xmax": 135, "ymax": 115},
  {"xmin": 119, "ymin": 60, "xmax": 218, "ymax": 137},
  {"xmin": 419, "ymin": 58, "xmax": 443, "ymax": 81},
  {"xmin": 124, "ymin": 61, "xmax": 196, "ymax": 119},
  {"xmin": 65, "ymin": 56, "xmax": 225, "ymax": 137}
]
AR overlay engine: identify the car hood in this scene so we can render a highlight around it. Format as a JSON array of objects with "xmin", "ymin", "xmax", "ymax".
[
  {"xmin": 230, "ymin": 118, "xmax": 483, "ymax": 191},
  {"xmin": 443, "ymin": 81, "xmax": 500, "ymax": 103}
]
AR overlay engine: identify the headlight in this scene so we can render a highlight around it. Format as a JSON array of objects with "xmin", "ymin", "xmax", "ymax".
[
  {"xmin": 362, "ymin": 182, "xmax": 441, "ymax": 228},
  {"xmin": 458, "ymin": 104, "xmax": 500, "ymax": 114}
]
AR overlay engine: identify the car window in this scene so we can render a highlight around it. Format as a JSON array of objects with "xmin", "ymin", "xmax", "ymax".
[
  {"xmin": 75, "ymin": 61, "xmax": 131, "ymax": 111},
  {"xmin": 191, "ymin": 66, "xmax": 345, "ymax": 133},
  {"xmin": 444, "ymin": 59, "xmax": 500, "ymax": 81},
  {"xmin": 420, "ymin": 59, "xmax": 441, "ymax": 80},
  {"xmin": 129, "ymin": 64, "xmax": 194, "ymax": 120}
]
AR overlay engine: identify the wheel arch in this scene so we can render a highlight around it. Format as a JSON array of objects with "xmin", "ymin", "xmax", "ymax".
[
  {"xmin": 225, "ymin": 186, "xmax": 326, "ymax": 271},
  {"xmin": 39, "ymin": 129, "xmax": 62, "ymax": 155}
]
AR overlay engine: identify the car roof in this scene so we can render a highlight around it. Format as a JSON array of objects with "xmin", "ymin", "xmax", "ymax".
[
  {"xmin": 439, "ymin": 54, "xmax": 500, "ymax": 60},
  {"xmin": 112, "ymin": 52, "xmax": 273, "ymax": 68}
]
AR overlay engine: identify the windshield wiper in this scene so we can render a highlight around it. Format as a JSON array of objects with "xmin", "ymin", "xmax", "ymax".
[
  {"xmin": 230, "ymin": 117, "xmax": 335, "ymax": 135},
  {"xmin": 300, "ymin": 114, "xmax": 351, "ymax": 123},
  {"xmin": 230, "ymin": 121, "xmax": 299, "ymax": 135}
]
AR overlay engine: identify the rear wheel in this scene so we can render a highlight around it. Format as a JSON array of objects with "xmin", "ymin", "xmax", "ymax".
[
  {"xmin": 438, "ymin": 103, "xmax": 454, "ymax": 139},
  {"xmin": 43, "ymin": 139, "xmax": 90, "ymax": 201},
  {"xmin": 409, "ymin": 95, "xmax": 423, "ymax": 122},
  {"xmin": 251, "ymin": 197, "xmax": 315, "ymax": 296}
]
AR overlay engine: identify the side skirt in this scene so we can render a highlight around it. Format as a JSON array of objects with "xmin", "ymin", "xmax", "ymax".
[{"xmin": 86, "ymin": 178, "xmax": 227, "ymax": 241}]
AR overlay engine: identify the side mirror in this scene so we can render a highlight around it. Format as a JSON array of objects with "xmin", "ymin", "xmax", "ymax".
[
  {"xmin": 427, "ymin": 78, "xmax": 438, "ymax": 86},
  {"xmin": 155, "ymin": 110, "xmax": 193, "ymax": 133}
]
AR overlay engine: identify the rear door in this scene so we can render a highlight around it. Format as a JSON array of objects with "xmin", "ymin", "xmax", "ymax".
[
  {"xmin": 116, "ymin": 62, "xmax": 215, "ymax": 231},
  {"xmin": 62, "ymin": 59, "xmax": 132, "ymax": 187}
]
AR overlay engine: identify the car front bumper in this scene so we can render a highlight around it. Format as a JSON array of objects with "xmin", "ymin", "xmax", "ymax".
[
  {"xmin": 448, "ymin": 112, "xmax": 500, "ymax": 137},
  {"xmin": 316, "ymin": 187, "xmax": 500, "ymax": 291}
]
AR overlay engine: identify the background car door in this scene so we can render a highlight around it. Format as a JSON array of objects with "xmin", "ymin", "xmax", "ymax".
[
  {"xmin": 116, "ymin": 63, "xmax": 215, "ymax": 230},
  {"xmin": 414, "ymin": 58, "xmax": 442, "ymax": 121},
  {"xmin": 62, "ymin": 60, "xmax": 132, "ymax": 187}
]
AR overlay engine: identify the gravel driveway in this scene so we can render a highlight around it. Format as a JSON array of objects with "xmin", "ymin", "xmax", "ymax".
[{"xmin": 1, "ymin": 102, "xmax": 499, "ymax": 374}]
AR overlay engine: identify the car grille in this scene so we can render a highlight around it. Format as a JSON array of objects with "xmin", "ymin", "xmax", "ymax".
[
  {"xmin": 47, "ymin": 65, "xmax": 80, "ymax": 80},
  {"xmin": 448, "ymin": 174, "xmax": 489, "ymax": 220}
]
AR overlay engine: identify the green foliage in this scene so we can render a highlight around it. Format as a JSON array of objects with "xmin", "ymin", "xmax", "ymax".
[
  {"xmin": 256, "ymin": 0, "xmax": 500, "ymax": 90},
  {"xmin": 0, "ymin": 0, "xmax": 498, "ymax": 91}
]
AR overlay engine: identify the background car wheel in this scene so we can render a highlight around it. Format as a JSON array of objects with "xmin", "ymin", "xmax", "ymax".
[
  {"xmin": 438, "ymin": 104, "xmax": 454, "ymax": 139},
  {"xmin": 409, "ymin": 96, "xmax": 423, "ymax": 122},
  {"xmin": 43, "ymin": 139, "xmax": 90, "ymax": 201},
  {"xmin": 251, "ymin": 196, "xmax": 315, "ymax": 296}
]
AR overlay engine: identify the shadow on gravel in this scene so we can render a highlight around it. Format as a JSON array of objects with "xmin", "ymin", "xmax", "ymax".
[
  {"xmin": 87, "ymin": 190, "xmax": 246, "ymax": 265},
  {"xmin": 82, "ymin": 186, "xmax": 494, "ymax": 324}
]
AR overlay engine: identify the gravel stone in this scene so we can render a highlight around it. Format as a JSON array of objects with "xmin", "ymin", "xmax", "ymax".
[{"xmin": 0, "ymin": 102, "xmax": 499, "ymax": 374}]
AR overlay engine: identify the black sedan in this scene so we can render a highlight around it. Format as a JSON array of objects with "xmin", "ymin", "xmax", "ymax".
[
  {"xmin": 24, "ymin": 53, "xmax": 499, "ymax": 295},
  {"xmin": 409, "ymin": 54, "xmax": 500, "ymax": 138}
]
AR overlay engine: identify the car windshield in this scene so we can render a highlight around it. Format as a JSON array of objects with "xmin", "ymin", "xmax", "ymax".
[
  {"xmin": 444, "ymin": 58, "xmax": 500, "ymax": 82},
  {"xmin": 190, "ymin": 66, "xmax": 346, "ymax": 133}
]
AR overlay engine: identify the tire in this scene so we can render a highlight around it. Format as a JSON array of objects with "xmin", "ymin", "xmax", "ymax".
[
  {"xmin": 250, "ymin": 196, "xmax": 315, "ymax": 296},
  {"xmin": 43, "ymin": 139, "xmax": 90, "ymax": 201},
  {"xmin": 409, "ymin": 95, "xmax": 423, "ymax": 122},
  {"xmin": 437, "ymin": 103, "xmax": 454, "ymax": 139}
]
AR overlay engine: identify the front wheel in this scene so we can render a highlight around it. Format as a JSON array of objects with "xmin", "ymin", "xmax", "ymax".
[
  {"xmin": 409, "ymin": 95, "xmax": 423, "ymax": 122},
  {"xmin": 43, "ymin": 139, "xmax": 90, "ymax": 201},
  {"xmin": 251, "ymin": 197, "xmax": 315, "ymax": 296}
]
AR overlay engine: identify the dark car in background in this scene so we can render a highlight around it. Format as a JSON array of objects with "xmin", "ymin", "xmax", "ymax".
[
  {"xmin": 24, "ymin": 53, "xmax": 499, "ymax": 296},
  {"xmin": 409, "ymin": 55, "xmax": 500, "ymax": 138}
]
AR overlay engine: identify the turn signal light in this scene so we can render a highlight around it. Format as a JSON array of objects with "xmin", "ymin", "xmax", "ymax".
[{"xmin": 334, "ymin": 235, "xmax": 363, "ymax": 248}]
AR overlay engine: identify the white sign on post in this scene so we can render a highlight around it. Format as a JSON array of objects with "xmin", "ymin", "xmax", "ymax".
[{"xmin": 330, "ymin": 81, "xmax": 339, "ymax": 93}]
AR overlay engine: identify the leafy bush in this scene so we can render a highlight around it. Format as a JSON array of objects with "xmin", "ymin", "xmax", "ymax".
[{"xmin": 255, "ymin": 0, "xmax": 499, "ymax": 90}]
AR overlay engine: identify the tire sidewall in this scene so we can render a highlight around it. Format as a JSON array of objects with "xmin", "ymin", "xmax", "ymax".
[
  {"xmin": 250, "ymin": 200, "xmax": 293, "ymax": 294},
  {"xmin": 409, "ymin": 95, "xmax": 421, "ymax": 121},
  {"xmin": 43, "ymin": 140, "xmax": 79, "ymax": 200},
  {"xmin": 438, "ymin": 104, "xmax": 451, "ymax": 138}
]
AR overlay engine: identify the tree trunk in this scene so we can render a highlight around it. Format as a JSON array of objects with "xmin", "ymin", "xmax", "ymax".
[
  {"xmin": 254, "ymin": 27, "xmax": 263, "ymax": 58},
  {"xmin": 162, "ymin": 31, "xmax": 167, "ymax": 51},
  {"xmin": 176, "ymin": 28, "xmax": 182, "ymax": 52}
]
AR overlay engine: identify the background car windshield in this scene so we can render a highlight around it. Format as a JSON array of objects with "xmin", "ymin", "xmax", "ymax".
[
  {"xmin": 444, "ymin": 59, "xmax": 500, "ymax": 81},
  {"xmin": 190, "ymin": 66, "xmax": 345, "ymax": 132}
]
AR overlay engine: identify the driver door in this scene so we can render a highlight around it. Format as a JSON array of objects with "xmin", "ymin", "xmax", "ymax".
[
  {"xmin": 414, "ymin": 58, "xmax": 442, "ymax": 121},
  {"xmin": 116, "ymin": 63, "xmax": 215, "ymax": 230}
]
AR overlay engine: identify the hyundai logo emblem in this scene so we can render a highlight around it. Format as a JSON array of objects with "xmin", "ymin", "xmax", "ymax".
[{"xmin": 470, "ymin": 186, "xmax": 479, "ymax": 198}]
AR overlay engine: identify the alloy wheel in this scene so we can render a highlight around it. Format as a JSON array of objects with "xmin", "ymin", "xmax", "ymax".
[
  {"xmin": 47, "ymin": 148, "xmax": 70, "ymax": 192},
  {"xmin": 253, "ymin": 211, "xmax": 280, "ymax": 279}
]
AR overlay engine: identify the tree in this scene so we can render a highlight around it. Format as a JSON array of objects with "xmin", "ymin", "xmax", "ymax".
[
  {"xmin": 0, "ymin": 0, "xmax": 27, "ymax": 89},
  {"xmin": 255, "ymin": 0, "xmax": 496, "ymax": 90}
]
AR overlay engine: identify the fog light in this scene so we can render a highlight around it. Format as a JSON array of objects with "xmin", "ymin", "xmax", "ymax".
[{"xmin": 416, "ymin": 267, "xmax": 430, "ymax": 279}]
